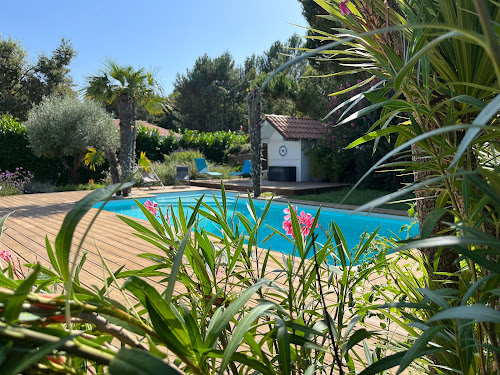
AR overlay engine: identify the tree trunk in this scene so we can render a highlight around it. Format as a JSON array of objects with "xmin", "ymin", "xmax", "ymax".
[
  {"xmin": 60, "ymin": 155, "xmax": 82, "ymax": 185},
  {"xmin": 106, "ymin": 147, "xmax": 120, "ymax": 185},
  {"xmin": 247, "ymin": 88, "xmax": 261, "ymax": 197},
  {"xmin": 412, "ymin": 144, "xmax": 459, "ymax": 277},
  {"xmin": 116, "ymin": 93, "xmax": 136, "ymax": 197}
]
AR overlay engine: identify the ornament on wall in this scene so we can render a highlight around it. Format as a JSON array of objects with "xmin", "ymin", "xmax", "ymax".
[{"xmin": 279, "ymin": 145, "xmax": 287, "ymax": 157}]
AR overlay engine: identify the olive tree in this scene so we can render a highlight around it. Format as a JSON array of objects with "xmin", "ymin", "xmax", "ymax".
[{"xmin": 25, "ymin": 96, "xmax": 119, "ymax": 184}]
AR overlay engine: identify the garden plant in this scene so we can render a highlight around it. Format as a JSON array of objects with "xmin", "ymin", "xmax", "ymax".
[{"xmin": 0, "ymin": 0, "xmax": 499, "ymax": 374}]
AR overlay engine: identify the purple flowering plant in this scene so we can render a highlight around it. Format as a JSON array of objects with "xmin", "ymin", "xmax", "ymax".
[{"xmin": 0, "ymin": 167, "xmax": 34, "ymax": 196}]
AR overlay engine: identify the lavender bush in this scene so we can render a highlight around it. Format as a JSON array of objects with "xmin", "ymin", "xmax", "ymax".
[{"xmin": 0, "ymin": 167, "xmax": 33, "ymax": 196}]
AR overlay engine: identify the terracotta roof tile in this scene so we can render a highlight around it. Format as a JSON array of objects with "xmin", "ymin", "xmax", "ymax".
[
  {"xmin": 112, "ymin": 119, "xmax": 178, "ymax": 137},
  {"xmin": 263, "ymin": 114, "xmax": 325, "ymax": 140}
]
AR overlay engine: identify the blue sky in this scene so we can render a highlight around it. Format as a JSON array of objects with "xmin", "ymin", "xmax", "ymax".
[{"xmin": 2, "ymin": 1, "xmax": 307, "ymax": 94}]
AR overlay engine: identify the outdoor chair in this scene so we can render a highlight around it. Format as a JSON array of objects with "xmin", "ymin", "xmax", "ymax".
[
  {"xmin": 194, "ymin": 158, "xmax": 222, "ymax": 179},
  {"xmin": 138, "ymin": 166, "xmax": 166, "ymax": 190},
  {"xmin": 229, "ymin": 160, "xmax": 251, "ymax": 179},
  {"xmin": 174, "ymin": 165, "xmax": 190, "ymax": 187}
]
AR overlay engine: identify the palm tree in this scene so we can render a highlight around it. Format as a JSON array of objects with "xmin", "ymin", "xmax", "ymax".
[
  {"xmin": 85, "ymin": 59, "xmax": 168, "ymax": 196},
  {"xmin": 310, "ymin": 0, "xmax": 499, "ymax": 275}
]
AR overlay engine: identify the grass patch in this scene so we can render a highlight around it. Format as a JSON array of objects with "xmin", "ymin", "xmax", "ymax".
[
  {"xmin": 54, "ymin": 182, "xmax": 107, "ymax": 192},
  {"xmin": 297, "ymin": 188, "xmax": 415, "ymax": 212}
]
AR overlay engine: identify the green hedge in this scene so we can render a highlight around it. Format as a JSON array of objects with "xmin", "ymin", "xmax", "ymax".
[
  {"xmin": 136, "ymin": 127, "xmax": 247, "ymax": 164},
  {"xmin": 0, "ymin": 115, "xmax": 107, "ymax": 185}
]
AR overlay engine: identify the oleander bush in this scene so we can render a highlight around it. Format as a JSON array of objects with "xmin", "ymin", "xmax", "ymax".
[{"xmin": 0, "ymin": 183, "xmax": 403, "ymax": 374}]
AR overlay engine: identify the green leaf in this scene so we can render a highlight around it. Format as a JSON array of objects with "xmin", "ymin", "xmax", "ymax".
[
  {"xmin": 345, "ymin": 126, "xmax": 403, "ymax": 149},
  {"xmin": 343, "ymin": 329, "xmax": 375, "ymax": 353},
  {"xmin": 0, "ymin": 272, "xmax": 20, "ymax": 289},
  {"xmin": 395, "ymin": 31, "xmax": 460, "ymax": 90},
  {"xmin": 450, "ymin": 93, "xmax": 500, "ymax": 168},
  {"xmin": 427, "ymin": 305, "xmax": 500, "ymax": 324},
  {"xmin": 207, "ymin": 350, "xmax": 274, "ymax": 375},
  {"xmin": 276, "ymin": 317, "xmax": 291, "ymax": 375},
  {"xmin": 45, "ymin": 236, "xmax": 60, "ymax": 275},
  {"xmin": 397, "ymin": 325, "xmax": 445, "ymax": 374},
  {"xmin": 421, "ymin": 208, "xmax": 448, "ymax": 239},
  {"xmin": 4, "ymin": 265, "xmax": 41, "ymax": 322},
  {"xmin": 109, "ymin": 348, "xmax": 184, "ymax": 375},
  {"xmin": 359, "ymin": 351, "xmax": 407, "ymax": 375},
  {"xmin": 2, "ymin": 335, "xmax": 76, "ymax": 375},
  {"xmin": 449, "ymin": 95, "xmax": 486, "ymax": 109},
  {"xmin": 0, "ymin": 213, "xmax": 12, "ymax": 238},
  {"xmin": 55, "ymin": 182, "xmax": 132, "ymax": 282},
  {"xmin": 204, "ymin": 278, "xmax": 272, "ymax": 348},
  {"xmin": 219, "ymin": 301, "xmax": 276, "ymax": 374},
  {"xmin": 164, "ymin": 225, "xmax": 192, "ymax": 304},
  {"xmin": 329, "ymin": 75, "xmax": 375, "ymax": 96},
  {"xmin": 124, "ymin": 276, "xmax": 193, "ymax": 358}
]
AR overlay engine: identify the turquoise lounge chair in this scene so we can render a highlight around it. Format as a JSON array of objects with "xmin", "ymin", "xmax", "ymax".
[
  {"xmin": 194, "ymin": 158, "xmax": 222, "ymax": 179},
  {"xmin": 229, "ymin": 160, "xmax": 251, "ymax": 179}
]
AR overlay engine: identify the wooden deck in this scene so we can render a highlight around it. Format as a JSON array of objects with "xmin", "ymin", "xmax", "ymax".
[
  {"xmin": 0, "ymin": 187, "xmax": 414, "ymax": 372},
  {"xmin": 191, "ymin": 178, "xmax": 350, "ymax": 196}
]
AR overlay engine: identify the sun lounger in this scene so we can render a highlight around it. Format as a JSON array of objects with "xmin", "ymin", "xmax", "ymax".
[
  {"xmin": 229, "ymin": 160, "xmax": 251, "ymax": 179},
  {"xmin": 194, "ymin": 158, "xmax": 222, "ymax": 179}
]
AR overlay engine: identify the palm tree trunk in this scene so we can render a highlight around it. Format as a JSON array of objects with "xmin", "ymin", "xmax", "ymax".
[
  {"xmin": 116, "ymin": 93, "xmax": 136, "ymax": 197},
  {"xmin": 247, "ymin": 88, "xmax": 261, "ymax": 197},
  {"xmin": 105, "ymin": 147, "xmax": 120, "ymax": 185}
]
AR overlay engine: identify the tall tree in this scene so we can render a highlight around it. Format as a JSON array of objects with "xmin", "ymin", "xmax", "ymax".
[
  {"xmin": 173, "ymin": 52, "xmax": 246, "ymax": 131},
  {"xmin": 297, "ymin": 0, "xmax": 343, "ymax": 72},
  {"xmin": 85, "ymin": 59, "xmax": 167, "ymax": 196},
  {"xmin": 0, "ymin": 36, "xmax": 76, "ymax": 120}
]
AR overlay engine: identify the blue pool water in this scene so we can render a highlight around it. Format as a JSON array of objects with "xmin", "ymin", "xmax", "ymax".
[{"xmin": 96, "ymin": 190, "xmax": 418, "ymax": 259}]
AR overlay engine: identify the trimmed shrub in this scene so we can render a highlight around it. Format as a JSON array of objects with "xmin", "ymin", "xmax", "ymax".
[{"xmin": 136, "ymin": 126, "xmax": 163, "ymax": 161}]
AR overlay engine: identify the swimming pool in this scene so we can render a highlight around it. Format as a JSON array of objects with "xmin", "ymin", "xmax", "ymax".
[{"xmin": 96, "ymin": 190, "xmax": 418, "ymax": 259}]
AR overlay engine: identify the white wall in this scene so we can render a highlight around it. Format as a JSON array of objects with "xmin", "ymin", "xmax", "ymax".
[
  {"xmin": 265, "ymin": 124, "xmax": 304, "ymax": 182},
  {"xmin": 300, "ymin": 140, "xmax": 312, "ymax": 182}
]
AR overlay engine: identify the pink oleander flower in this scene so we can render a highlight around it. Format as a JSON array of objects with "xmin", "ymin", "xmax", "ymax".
[
  {"xmin": 301, "ymin": 224, "xmax": 312, "ymax": 236},
  {"xmin": 283, "ymin": 206, "xmax": 297, "ymax": 221},
  {"xmin": 283, "ymin": 207, "xmax": 318, "ymax": 238},
  {"xmin": 0, "ymin": 250, "xmax": 13, "ymax": 263},
  {"xmin": 340, "ymin": 0, "xmax": 351, "ymax": 15},
  {"xmin": 282, "ymin": 219, "xmax": 294, "ymax": 236},
  {"xmin": 298, "ymin": 210, "xmax": 313, "ymax": 226},
  {"xmin": 144, "ymin": 199, "xmax": 159, "ymax": 216}
]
